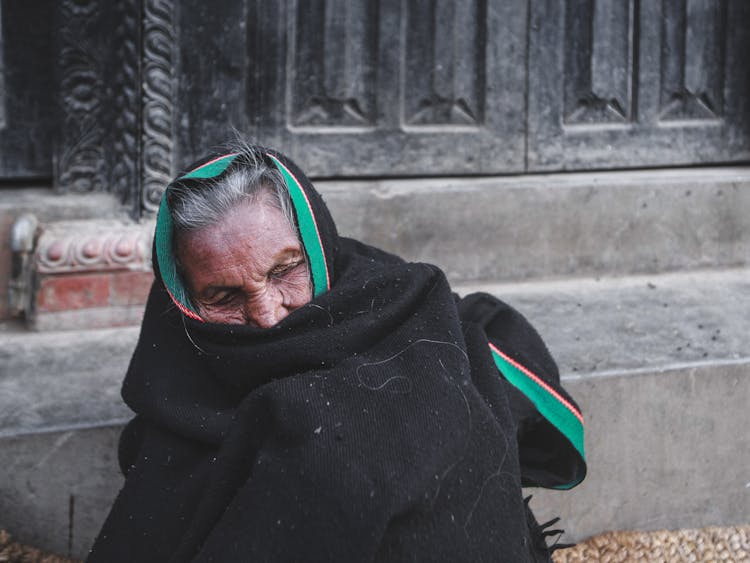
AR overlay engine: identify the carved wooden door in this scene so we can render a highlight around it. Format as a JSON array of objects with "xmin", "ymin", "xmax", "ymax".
[
  {"xmin": 23, "ymin": 0, "xmax": 750, "ymax": 215},
  {"xmin": 527, "ymin": 0, "xmax": 750, "ymax": 171},
  {"xmin": 177, "ymin": 0, "xmax": 528, "ymax": 176}
]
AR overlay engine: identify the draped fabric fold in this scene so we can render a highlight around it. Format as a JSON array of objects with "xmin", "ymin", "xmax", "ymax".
[{"xmin": 89, "ymin": 146, "xmax": 585, "ymax": 563}]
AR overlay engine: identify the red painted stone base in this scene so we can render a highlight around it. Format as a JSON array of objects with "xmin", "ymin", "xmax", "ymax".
[
  {"xmin": 32, "ymin": 271, "xmax": 153, "ymax": 330},
  {"xmin": 23, "ymin": 220, "xmax": 155, "ymax": 331}
]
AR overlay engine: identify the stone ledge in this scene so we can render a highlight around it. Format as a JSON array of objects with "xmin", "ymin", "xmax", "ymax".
[
  {"xmin": 0, "ymin": 189, "xmax": 124, "ymax": 216},
  {"xmin": 455, "ymin": 267, "xmax": 750, "ymax": 375},
  {"xmin": 2, "ymin": 267, "xmax": 747, "ymax": 437},
  {"xmin": 0, "ymin": 325, "xmax": 138, "ymax": 438},
  {"xmin": 7, "ymin": 166, "xmax": 749, "ymax": 329},
  {"xmin": 319, "ymin": 165, "xmax": 750, "ymax": 283}
]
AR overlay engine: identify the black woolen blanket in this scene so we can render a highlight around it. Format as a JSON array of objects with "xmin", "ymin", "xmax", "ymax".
[{"xmin": 88, "ymin": 148, "xmax": 585, "ymax": 562}]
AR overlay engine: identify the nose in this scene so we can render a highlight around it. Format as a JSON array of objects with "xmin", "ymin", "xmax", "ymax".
[{"xmin": 243, "ymin": 289, "xmax": 288, "ymax": 328}]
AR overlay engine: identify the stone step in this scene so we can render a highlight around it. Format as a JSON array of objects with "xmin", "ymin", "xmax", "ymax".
[
  {"xmin": 1, "ymin": 267, "xmax": 748, "ymax": 556},
  {"xmin": 6, "ymin": 167, "xmax": 748, "ymax": 331},
  {"xmin": 0, "ymin": 322, "xmax": 136, "ymax": 557},
  {"xmin": 455, "ymin": 267, "xmax": 749, "ymax": 375},
  {"xmin": 529, "ymin": 358, "xmax": 749, "ymax": 544},
  {"xmin": 0, "ymin": 324, "xmax": 137, "ymax": 438},
  {"xmin": 320, "ymin": 166, "xmax": 750, "ymax": 283},
  {"xmin": 456, "ymin": 268, "xmax": 750, "ymax": 542}
]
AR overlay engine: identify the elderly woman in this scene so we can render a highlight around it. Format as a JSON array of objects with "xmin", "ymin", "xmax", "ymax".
[{"xmin": 89, "ymin": 145, "xmax": 586, "ymax": 562}]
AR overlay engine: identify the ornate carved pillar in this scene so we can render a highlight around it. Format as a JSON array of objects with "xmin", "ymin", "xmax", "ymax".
[
  {"xmin": 54, "ymin": 0, "xmax": 176, "ymax": 218},
  {"xmin": 55, "ymin": 0, "xmax": 108, "ymax": 194},
  {"xmin": 141, "ymin": 0, "xmax": 176, "ymax": 214}
]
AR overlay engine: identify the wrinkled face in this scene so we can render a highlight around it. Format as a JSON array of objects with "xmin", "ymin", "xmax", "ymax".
[{"xmin": 176, "ymin": 196, "xmax": 312, "ymax": 327}]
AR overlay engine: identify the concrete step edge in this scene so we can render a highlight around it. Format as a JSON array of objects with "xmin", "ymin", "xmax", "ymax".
[
  {"xmin": 2, "ymin": 267, "xmax": 747, "ymax": 436},
  {"xmin": 320, "ymin": 167, "xmax": 750, "ymax": 282}
]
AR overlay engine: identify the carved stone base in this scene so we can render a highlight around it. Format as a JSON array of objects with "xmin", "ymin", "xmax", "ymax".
[{"xmin": 26, "ymin": 220, "xmax": 155, "ymax": 331}]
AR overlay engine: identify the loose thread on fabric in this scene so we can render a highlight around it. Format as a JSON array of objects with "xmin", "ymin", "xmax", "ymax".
[
  {"xmin": 355, "ymin": 338, "xmax": 469, "ymax": 392},
  {"xmin": 464, "ymin": 431, "xmax": 512, "ymax": 533},
  {"xmin": 355, "ymin": 297, "xmax": 380, "ymax": 316},
  {"xmin": 438, "ymin": 356, "xmax": 474, "ymax": 443},
  {"xmin": 429, "ymin": 360, "xmax": 474, "ymax": 509},
  {"xmin": 430, "ymin": 459, "xmax": 460, "ymax": 510},
  {"xmin": 306, "ymin": 303, "xmax": 334, "ymax": 326},
  {"xmin": 181, "ymin": 314, "xmax": 208, "ymax": 355}
]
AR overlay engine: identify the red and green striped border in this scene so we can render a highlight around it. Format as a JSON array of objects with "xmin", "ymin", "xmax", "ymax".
[
  {"xmin": 266, "ymin": 154, "xmax": 330, "ymax": 296},
  {"xmin": 155, "ymin": 190, "xmax": 203, "ymax": 320},
  {"xmin": 156, "ymin": 152, "xmax": 242, "ymax": 321},
  {"xmin": 178, "ymin": 153, "xmax": 240, "ymax": 181},
  {"xmin": 489, "ymin": 342, "xmax": 585, "ymax": 487}
]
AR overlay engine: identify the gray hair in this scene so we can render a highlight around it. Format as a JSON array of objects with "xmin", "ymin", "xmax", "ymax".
[{"xmin": 169, "ymin": 148, "xmax": 297, "ymax": 237}]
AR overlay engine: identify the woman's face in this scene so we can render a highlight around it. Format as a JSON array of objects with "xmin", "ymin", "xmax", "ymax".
[{"xmin": 176, "ymin": 197, "xmax": 312, "ymax": 327}]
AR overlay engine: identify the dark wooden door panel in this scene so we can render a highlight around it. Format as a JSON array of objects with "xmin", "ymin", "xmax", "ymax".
[
  {"xmin": 2, "ymin": 0, "xmax": 746, "ymax": 208},
  {"xmin": 528, "ymin": 0, "xmax": 750, "ymax": 171},
  {"xmin": 234, "ymin": 0, "xmax": 528, "ymax": 176},
  {"xmin": 0, "ymin": 1, "xmax": 55, "ymax": 179}
]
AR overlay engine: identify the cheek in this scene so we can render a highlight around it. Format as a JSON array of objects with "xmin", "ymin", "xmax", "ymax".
[
  {"xmin": 281, "ymin": 267, "xmax": 313, "ymax": 309},
  {"xmin": 199, "ymin": 305, "xmax": 246, "ymax": 325}
]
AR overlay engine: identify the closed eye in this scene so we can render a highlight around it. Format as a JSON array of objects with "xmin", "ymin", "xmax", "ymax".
[
  {"xmin": 269, "ymin": 259, "xmax": 304, "ymax": 278},
  {"xmin": 205, "ymin": 288, "xmax": 238, "ymax": 307}
]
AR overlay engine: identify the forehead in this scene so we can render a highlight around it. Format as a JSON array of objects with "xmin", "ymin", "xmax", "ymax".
[{"xmin": 177, "ymin": 200, "xmax": 301, "ymax": 272}]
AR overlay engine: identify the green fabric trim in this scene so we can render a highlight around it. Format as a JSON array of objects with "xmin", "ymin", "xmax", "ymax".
[
  {"xmin": 155, "ymin": 152, "xmax": 240, "ymax": 317},
  {"xmin": 155, "ymin": 191, "xmax": 199, "ymax": 316},
  {"xmin": 266, "ymin": 155, "xmax": 329, "ymax": 296},
  {"xmin": 490, "ymin": 347, "xmax": 585, "ymax": 488},
  {"xmin": 552, "ymin": 476, "xmax": 579, "ymax": 490},
  {"xmin": 179, "ymin": 154, "xmax": 239, "ymax": 180}
]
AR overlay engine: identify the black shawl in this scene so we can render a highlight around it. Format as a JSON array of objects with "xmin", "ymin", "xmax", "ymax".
[{"xmin": 88, "ymin": 148, "xmax": 586, "ymax": 562}]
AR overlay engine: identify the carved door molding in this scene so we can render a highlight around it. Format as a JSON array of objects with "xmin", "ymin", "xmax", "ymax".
[{"xmin": 53, "ymin": 0, "xmax": 177, "ymax": 217}]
